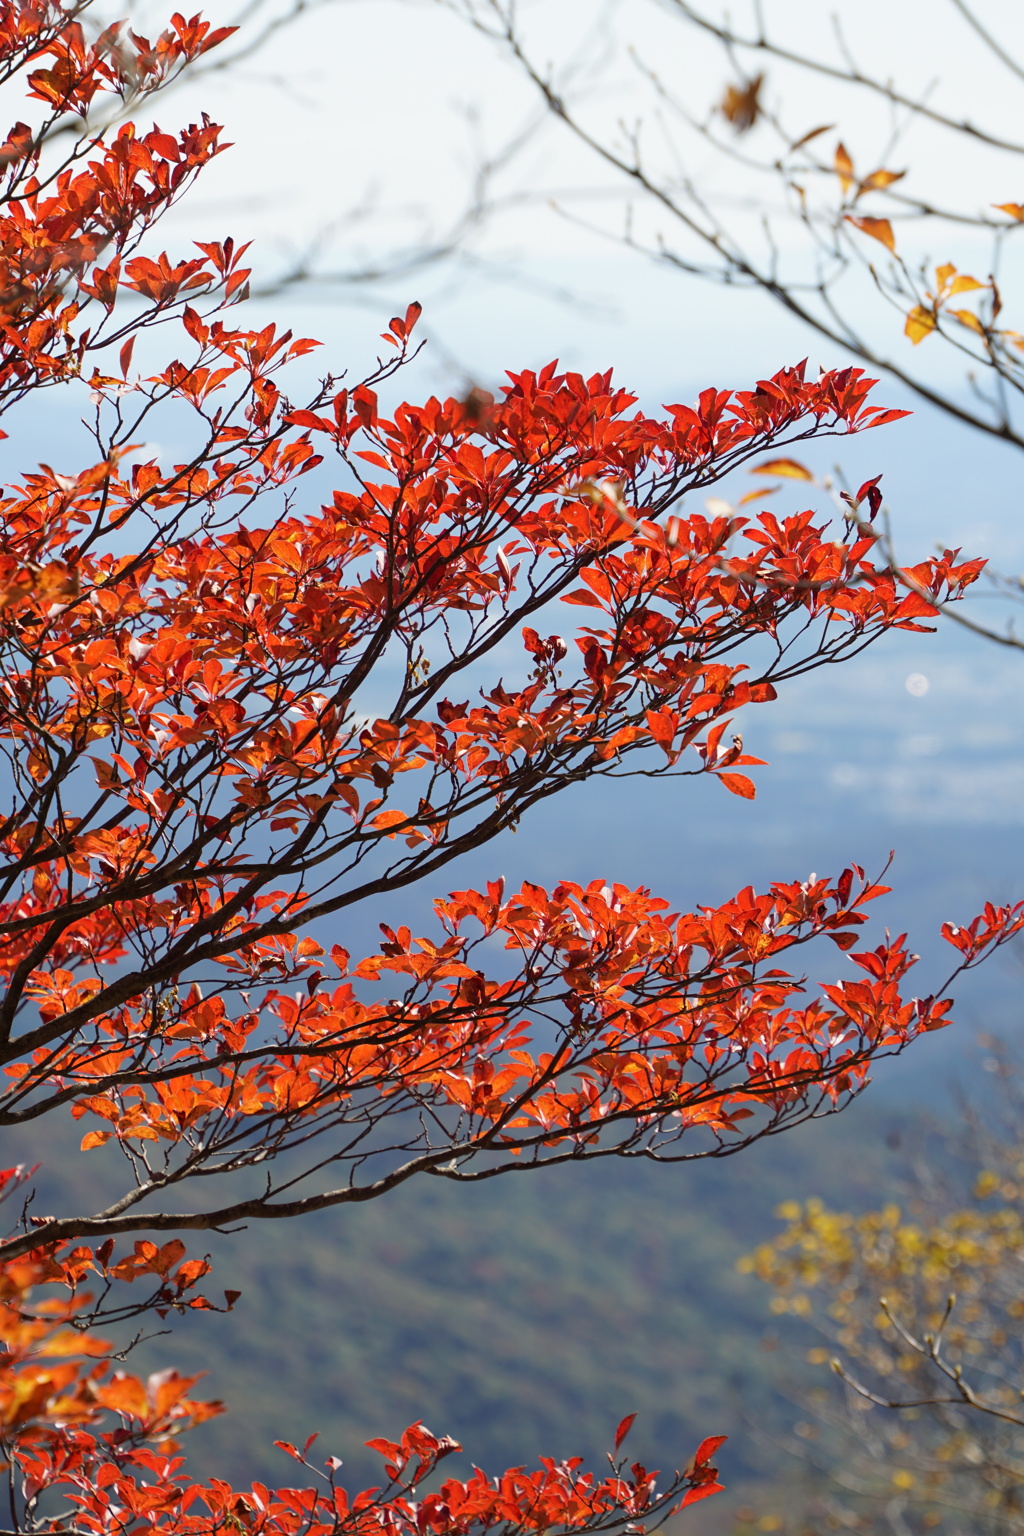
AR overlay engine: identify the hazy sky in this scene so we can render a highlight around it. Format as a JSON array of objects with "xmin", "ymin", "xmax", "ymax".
[{"xmin": 148, "ymin": 0, "xmax": 1024, "ymax": 386}]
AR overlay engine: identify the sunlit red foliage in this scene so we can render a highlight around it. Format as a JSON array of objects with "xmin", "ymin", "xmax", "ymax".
[
  {"xmin": 0, "ymin": 0, "xmax": 1018, "ymax": 1530},
  {"xmin": 0, "ymin": 1165, "xmax": 724, "ymax": 1536},
  {"xmin": 0, "ymin": 336, "xmax": 997, "ymax": 1256}
]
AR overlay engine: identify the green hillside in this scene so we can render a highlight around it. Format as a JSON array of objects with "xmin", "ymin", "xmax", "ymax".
[{"xmin": 18, "ymin": 1093, "xmax": 915, "ymax": 1528}]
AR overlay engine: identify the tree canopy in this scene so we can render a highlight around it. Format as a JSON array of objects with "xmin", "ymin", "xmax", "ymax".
[{"xmin": 0, "ymin": 3, "xmax": 1018, "ymax": 1534}]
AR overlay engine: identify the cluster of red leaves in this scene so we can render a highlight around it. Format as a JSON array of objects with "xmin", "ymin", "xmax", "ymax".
[
  {"xmin": 14, "ymin": 1411, "xmax": 725, "ymax": 1536},
  {"xmin": 0, "ymin": 193, "xmax": 1004, "ymax": 1256},
  {"xmin": 0, "ymin": 3, "xmax": 236, "ymax": 408},
  {"xmin": 9, "ymin": 868, "xmax": 946, "ymax": 1179},
  {"xmin": 0, "ymin": 1192, "xmax": 224, "ymax": 1461},
  {"xmin": 0, "ymin": 354, "xmax": 995, "ymax": 1248}
]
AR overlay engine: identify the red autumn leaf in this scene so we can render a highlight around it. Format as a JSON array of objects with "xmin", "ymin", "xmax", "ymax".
[
  {"xmin": 681, "ymin": 1479, "xmax": 726, "ymax": 1508},
  {"xmin": 614, "ymin": 1412, "xmax": 637, "ymax": 1451},
  {"xmin": 717, "ymin": 772, "xmax": 757, "ymax": 799},
  {"xmin": 692, "ymin": 1434, "xmax": 728, "ymax": 1468}
]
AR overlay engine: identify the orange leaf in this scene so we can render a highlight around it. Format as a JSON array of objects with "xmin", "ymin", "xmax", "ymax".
[
  {"xmin": 720, "ymin": 74, "xmax": 762, "ymax": 133},
  {"xmin": 846, "ymin": 216, "xmax": 896, "ymax": 254},
  {"xmin": 994, "ymin": 202, "xmax": 1024, "ymax": 221},
  {"xmin": 736, "ymin": 485, "xmax": 779, "ymax": 506},
  {"xmin": 152, "ymin": 1239, "xmax": 187, "ymax": 1277},
  {"xmin": 718, "ymin": 772, "xmax": 756, "ymax": 799},
  {"xmin": 371, "ymin": 809, "xmax": 408, "ymax": 838},
  {"xmin": 858, "ymin": 168, "xmax": 904, "ymax": 193},
  {"xmin": 94, "ymin": 1374, "xmax": 149, "ymax": 1419},
  {"xmin": 561, "ymin": 588, "xmax": 604, "ymax": 608},
  {"xmin": 750, "ymin": 457, "xmax": 814, "ymax": 481},
  {"xmin": 834, "ymin": 141, "xmax": 854, "ymax": 194},
  {"xmin": 789, "ymin": 123, "xmax": 834, "ymax": 151}
]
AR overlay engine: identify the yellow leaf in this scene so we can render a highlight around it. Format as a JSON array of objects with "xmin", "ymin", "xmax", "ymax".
[
  {"xmin": 904, "ymin": 305, "xmax": 936, "ymax": 345},
  {"xmin": 751, "ymin": 457, "xmax": 814, "ymax": 481},
  {"xmin": 845, "ymin": 216, "xmax": 895, "ymax": 253},
  {"xmin": 834, "ymin": 141, "xmax": 854, "ymax": 194},
  {"xmin": 858, "ymin": 168, "xmax": 905, "ymax": 192},
  {"xmin": 951, "ymin": 308, "xmax": 985, "ymax": 335},
  {"xmin": 994, "ymin": 202, "xmax": 1024, "ymax": 221},
  {"xmin": 737, "ymin": 485, "xmax": 780, "ymax": 507},
  {"xmin": 934, "ymin": 264, "xmax": 985, "ymax": 298}
]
